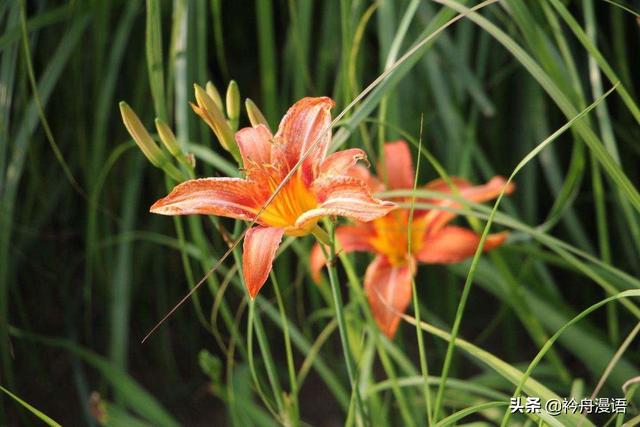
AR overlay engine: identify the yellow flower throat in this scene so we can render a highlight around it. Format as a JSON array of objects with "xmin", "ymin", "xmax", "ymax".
[
  {"xmin": 369, "ymin": 210, "xmax": 427, "ymax": 266},
  {"xmin": 256, "ymin": 172, "xmax": 318, "ymax": 235}
]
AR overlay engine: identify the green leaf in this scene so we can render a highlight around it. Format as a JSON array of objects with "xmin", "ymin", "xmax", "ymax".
[{"xmin": 0, "ymin": 385, "xmax": 61, "ymax": 427}]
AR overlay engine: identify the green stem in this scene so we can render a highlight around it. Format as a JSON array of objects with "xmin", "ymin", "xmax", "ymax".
[
  {"xmin": 333, "ymin": 240, "xmax": 416, "ymax": 427},
  {"xmin": 311, "ymin": 224, "xmax": 331, "ymax": 246},
  {"xmin": 247, "ymin": 300, "xmax": 280, "ymax": 419},
  {"xmin": 408, "ymin": 121, "xmax": 434, "ymax": 425},
  {"xmin": 252, "ymin": 301, "xmax": 285, "ymax": 411},
  {"xmin": 234, "ymin": 232, "xmax": 284, "ymax": 420},
  {"xmin": 271, "ymin": 272, "xmax": 300, "ymax": 426},
  {"xmin": 322, "ymin": 227, "xmax": 368, "ymax": 426}
]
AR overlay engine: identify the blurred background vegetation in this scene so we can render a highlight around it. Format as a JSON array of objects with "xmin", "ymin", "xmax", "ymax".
[{"xmin": 1, "ymin": 0, "xmax": 640, "ymax": 425}]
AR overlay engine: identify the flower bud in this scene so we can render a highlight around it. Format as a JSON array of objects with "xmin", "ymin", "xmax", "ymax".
[
  {"xmin": 226, "ymin": 80, "xmax": 240, "ymax": 130},
  {"xmin": 155, "ymin": 118, "xmax": 181, "ymax": 157},
  {"xmin": 205, "ymin": 81, "xmax": 224, "ymax": 112},
  {"xmin": 245, "ymin": 98, "xmax": 270, "ymax": 130},
  {"xmin": 119, "ymin": 102, "xmax": 164, "ymax": 167}
]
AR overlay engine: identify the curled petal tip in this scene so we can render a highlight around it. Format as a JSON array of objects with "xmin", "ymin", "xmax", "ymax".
[
  {"xmin": 374, "ymin": 200, "xmax": 398, "ymax": 217},
  {"xmin": 149, "ymin": 196, "xmax": 169, "ymax": 214},
  {"xmin": 486, "ymin": 231, "xmax": 510, "ymax": 247},
  {"xmin": 149, "ymin": 202, "xmax": 160, "ymax": 214},
  {"xmin": 505, "ymin": 181, "xmax": 516, "ymax": 195},
  {"xmin": 149, "ymin": 198, "xmax": 180, "ymax": 215},
  {"xmin": 489, "ymin": 176, "xmax": 516, "ymax": 195},
  {"xmin": 298, "ymin": 96, "xmax": 335, "ymax": 109},
  {"xmin": 324, "ymin": 97, "xmax": 336, "ymax": 109},
  {"xmin": 319, "ymin": 148, "xmax": 368, "ymax": 177}
]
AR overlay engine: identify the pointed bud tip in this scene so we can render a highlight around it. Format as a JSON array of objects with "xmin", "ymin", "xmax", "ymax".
[
  {"xmin": 193, "ymin": 84, "xmax": 205, "ymax": 100},
  {"xmin": 205, "ymin": 81, "xmax": 224, "ymax": 111},
  {"xmin": 245, "ymin": 98, "xmax": 270, "ymax": 129}
]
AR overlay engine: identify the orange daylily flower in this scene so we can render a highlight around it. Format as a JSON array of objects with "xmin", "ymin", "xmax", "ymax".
[
  {"xmin": 150, "ymin": 97, "xmax": 395, "ymax": 298},
  {"xmin": 311, "ymin": 140, "xmax": 515, "ymax": 338}
]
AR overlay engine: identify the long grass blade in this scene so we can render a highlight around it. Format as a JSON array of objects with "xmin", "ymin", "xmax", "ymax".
[{"xmin": 0, "ymin": 385, "xmax": 61, "ymax": 427}]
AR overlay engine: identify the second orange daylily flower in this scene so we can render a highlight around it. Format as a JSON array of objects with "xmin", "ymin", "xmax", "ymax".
[
  {"xmin": 311, "ymin": 141, "xmax": 515, "ymax": 338},
  {"xmin": 150, "ymin": 97, "xmax": 395, "ymax": 298}
]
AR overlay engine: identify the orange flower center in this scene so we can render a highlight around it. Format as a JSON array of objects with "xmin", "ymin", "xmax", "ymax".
[
  {"xmin": 369, "ymin": 210, "xmax": 427, "ymax": 265},
  {"xmin": 256, "ymin": 172, "xmax": 318, "ymax": 236}
]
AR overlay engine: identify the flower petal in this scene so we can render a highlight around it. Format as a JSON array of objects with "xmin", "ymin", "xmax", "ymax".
[
  {"xmin": 319, "ymin": 148, "xmax": 367, "ymax": 177},
  {"xmin": 364, "ymin": 256, "xmax": 414, "ymax": 338},
  {"xmin": 276, "ymin": 97, "xmax": 335, "ymax": 184},
  {"xmin": 423, "ymin": 176, "xmax": 473, "ymax": 193},
  {"xmin": 348, "ymin": 164, "xmax": 385, "ymax": 193},
  {"xmin": 243, "ymin": 226, "xmax": 284, "ymax": 298},
  {"xmin": 310, "ymin": 224, "xmax": 376, "ymax": 283},
  {"xmin": 150, "ymin": 178, "xmax": 258, "ymax": 220},
  {"xmin": 236, "ymin": 124, "xmax": 273, "ymax": 168},
  {"xmin": 416, "ymin": 226, "xmax": 508, "ymax": 264},
  {"xmin": 424, "ymin": 176, "xmax": 514, "ymax": 201},
  {"xmin": 423, "ymin": 176, "xmax": 515, "ymax": 232},
  {"xmin": 380, "ymin": 141, "xmax": 414, "ymax": 190},
  {"xmin": 294, "ymin": 176, "xmax": 395, "ymax": 231}
]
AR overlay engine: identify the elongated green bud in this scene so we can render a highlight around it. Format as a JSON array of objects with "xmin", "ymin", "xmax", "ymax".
[
  {"xmin": 245, "ymin": 98, "xmax": 270, "ymax": 130},
  {"xmin": 155, "ymin": 118, "xmax": 181, "ymax": 157},
  {"xmin": 119, "ymin": 102, "xmax": 164, "ymax": 167},
  {"xmin": 226, "ymin": 80, "xmax": 240, "ymax": 130},
  {"xmin": 192, "ymin": 84, "xmax": 241, "ymax": 162},
  {"xmin": 205, "ymin": 81, "xmax": 224, "ymax": 112},
  {"xmin": 155, "ymin": 118, "xmax": 195, "ymax": 169}
]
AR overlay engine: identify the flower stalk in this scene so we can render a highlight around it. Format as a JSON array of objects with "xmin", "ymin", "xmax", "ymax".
[
  {"xmin": 334, "ymin": 247, "xmax": 419, "ymax": 427},
  {"xmin": 406, "ymin": 138, "xmax": 433, "ymax": 424},
  {"xmin": 322, "ymin": 225, "xmax": 369, "ymax": 427},
  {"xmin": 271, "ymin": 272, "xmax": 300, "ymax": 427}
]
